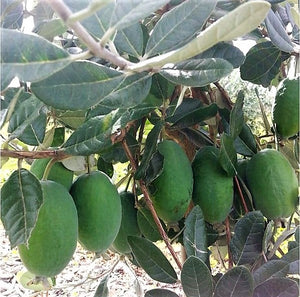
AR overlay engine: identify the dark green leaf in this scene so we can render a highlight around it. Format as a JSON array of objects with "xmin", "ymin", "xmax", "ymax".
[
  {"xmin": 181, "ymin": 256, "xmax": 213, "ymax": 297},
  {"xmin": 219, "ymin": 133, "xmax": 237, "ymax": 176},
  {"xmin": 160, "ymin": 58, "xmax": 233, "ymax": 87},
  {"xmin": 170, "ymin": 104, "xmax": 218, "ymax": 129},
  {"xmin": 295, "ymin": 226, "xmax": 300, "ymax": 244},
  {"xmin": 282, "ymin": 247, "xmax": 299, "ymax": 274},
  {"xmin": 145, "ymin": 151, "xmax": 164, "ymax": 185},
  {"xmin": 110, "ymin": 0, "xmax": 170, "ymax": 31},
  {"xmin": 253, "ymin": 278, "xmax": 299, "ymax": 297},
  {"xmin": 180, "ymin": 128, "xmax": 215, "ymax": 147},
  {"xmin": 253, "ymin": 260, "xmax": 289, "ymax": 287},
  {"xmin": 230, "ymin": 91, "xmax": 244, "ymax": 139},
  {"xmin": 148, "ymin": 74, "xmax": 173, "ymax": 101},
  {"xmin": 1, "ymin": 28, "xmax": 70, "ymax": 90},
  {"xmin": 31, "ymin": 61, "xmax": 123, "ymax": 110},
  {"xmin": 56, "ymin": 110, "xmax": 86, "ymax": 129},
  {"xmin": 145, "ymin": 289, "xmax": 179, "ymax": 297},
  {"xmin": 62, "ymin": 110, "xmax": 119, "ymax": 156},
  {"xmin": 145, "ymin": 0, "xmax": 217, "ymax": 57},
  {"xmin": 135, "ymin": 122, "xmax": 163, "ymax": 180},
  {"xmin": 230, "ymin": 211, "xmax": 265, "ymax": 265},
  {"xmin": 97, "ymin": 157, "xmax": 114, "ymax": 178},
  {"xmin": 265, "ymin": 9, "xmax": 294, "ymax": 53},
  {"xmin": 51, "ymin": 127, "xmax": 65, "ymax": 147},
  {"xmin": 94, "ymin": 275, "xmax": 109, "ymax": 297},
  {"xmin": 114, "ymin": 23, "xmax": 143, "ymax": 58},
  {"xmin": 234, "ymin": 124, "xmax": 257, "ymax": 157},
  {"xmin": 214, "ymin": 266, "xmax": 254, "ymax": 297},
  {"xmin": 183, "ymin": 206, "xmax": 208, "ymax": 263},
  {"xmin": 0, "ymin": 169, "xmax": 43, "ymax": 248},
  {"xmin": 240, "ymin": 41, "xmax": 290, "ymax": 87},
  {"xmin": 64, "ymin": 0, "xmax": 113, "ymax": 39},
  {"xmin": 7, "ymin": 95, "xmax": 46, "ymax": 143},
  {"xmin": 1, "ymin": 0, "xmax": 23, "ymax": 29},
  {"xmin": 33, "ymin": 18, "xmax": 67, "ymax": 41},
  {"xmin": 127, "ymin": 236, "xmax": 178, "ymax": 284},
  {"xmin": 195, "ymin": 42, "xmax": 245, "ymax": 68}
]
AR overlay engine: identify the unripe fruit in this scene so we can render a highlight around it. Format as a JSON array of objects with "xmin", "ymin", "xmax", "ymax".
[
  {"xmin": 192, "ymin": 146, "xmax": 233, "ymax": 223},
  {"xmin": 273, "ymin": 78, "xmax": 299, "ymax": 138},
  {"xmin": 246, "ymin": 149, "xmax": 298, "ymax": 219},
  {"xmin": 18, "ymin": 181, "xmax": 78, "ymax": 277},
  {"xmin": 70, "ymin": 171, "xmax": 121, "ymax": 253},
  {"xmin": 151, "ymin": 140, "xmax": 193, "ymax": 223},
  {"xmin": 112, "ymin": 192, "xmax": 141, "ymax": 254},
  {"xmin": 30, "ymin": 158, "xmax": 73, "ymax": 190}
]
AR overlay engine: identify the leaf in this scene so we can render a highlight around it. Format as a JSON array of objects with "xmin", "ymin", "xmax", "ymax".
[
  {"xmin": 145, "ymin": 0, "xmax": 217, "ymax": 57},
  {"xmin": 240, "ymin": 41, "xmax": 290, "ymax": 87},
  {"xmin": 33, "ymin": 18, "xmax": 67, "ymax": 41},
  {"xmin": 234, "ymin": 124, "xmax": 257, "ymax": 157},
  {"xmin": 253, "ymin": 260, "xmax": 289, "ymax": 287},
  {"xmin": 160, "ymin": 58, "xmax": 233, "ymax": 87},
  {"xmin": 281, "ymin": 247, "xmax": 299, "ymax": 274},
  {"xmin": 31, "ymin": 61, "xmax": 122, "ymax": 111},
  {"xmin": 62, "ymin": 110, "xmax": 119, "ymax": 156},
  {"xmin": 114, "ymin": 23, "xmax": 143, "ymax": 58},
  {"xmin": 265, "ymin": 9, "xmax": 294, "ymax": 53},
  {"xmin": 180, "ymin": 128, "xmax": 215, "ymax": 147},
  {"xmin": 109, "ymin": 0, "xmax": 170, "ymax": 31},
  {"xmin": 127, "ymin": 236, "xmax": 178, "ymax": 284},
  {"xmin": 181, "ymin": 256, "xmax": 213, "ymax": 297},
  {"xmin": 144, "ymin": 289, "xmax": 179, "ymax": 297},
  {"xmin": 219, "ymin": 133, "xmax": 237, "ymax": 176},
  {"xmin": 128, "ymin": 1, "xmax": 271, "ymax": 72},
  {"xmin": 253, "ymin": 278, "xmax": 299, "ymax": 297},
  {"xmin": 183, "ymin": 206, "xmax": 208, "ymax": 263},
  {"xmin": 135, "ymin": 122, "xmax": 163, "ymax": 180},
  {"xmin": 0, "ymin": 169, "xmax": 43, "ymax": 248},
  {"xmin": 97, "ymin": 157, "xmax": 114, "ymax": 178},
  {"xmin": 262, "ymin": 220, "xmax": 274, "ymax": 254},
  {"xmin": 56, "ymin": 110, "xmax": 86, "ymax": 129},
  {"xmin": 230, "ymin": 91, "xmax": 244, "ymax": 139},
  {"xmin": 195, "ymin": 42, "xmax": 245, "ymax": 68},
  {"xmin": 1, "ymin": 0, "xmax": 23, "ymax": 29},
  {"xmin": 230, "ymin": 211, "xmax": 265, "ymax": 265},
  {"xmin": 214, "ymin": 266, "xmax": 254, "ymax": 297},
  {"xmin": 7, "ymin": 95, "xmax": 46, "ymax": 143},
  {"xmin": 1, "ymin": 28, "xmax": 70, "ymax": 90},
  {"xmin": 170, "ymin": 104, "xmax": 218, "ymax": 129},
  {"xmin": 145, "ymin": 151, "xmax": 164, "ymax": 185},
  {"xmin": 94, "ymin": 275, "xmax": 109, "ymax": 297}
]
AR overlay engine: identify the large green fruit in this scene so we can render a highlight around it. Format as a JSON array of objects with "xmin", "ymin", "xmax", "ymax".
[
  {"xmin": 246, "ymin": 149, "xmax": 298, "ymax": 219},
  {"xmin": 18, "ymin": 181, "xmax": 78, "ymax": 277},
  {"xmin": 30, "ymin": 158, "xmax": 73, "ymax": 190},
  {"xmin": 273, "ymin": 78, "xmax": 299, "ymax": 138},
  {"xmin": 151, "ymin": 140, "xmax": 193, "ymax": 223},
  {"xmin": 70, "ymin": 171, "xmax": 121, "ymax": 253},
  {"xmin": 111, "ymin": 191, "xmax": 140, "ymax": 254},
  {"xmin": 192, "ymin": 146, "xmax": 233, "ymax": 224}
]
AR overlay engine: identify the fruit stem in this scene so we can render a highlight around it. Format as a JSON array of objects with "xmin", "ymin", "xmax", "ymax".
[
  {"xmin": 234, "ymin": 176, "xmax": 249, "ymax": 213},
  {"xmin": 121, "ymin": 139, "xmax": 183, "ymax": 271},
  {"xmin": 42, "ymin": 158, "xmax": 57, "ymax": 180},
  {"xmin": 225, "ymin": 217, "xmax": 233, "ymax": 269}
]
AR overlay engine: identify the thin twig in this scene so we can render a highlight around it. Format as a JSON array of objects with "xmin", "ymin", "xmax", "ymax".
[
  {"xmin": 121, "ymin": 139, "xmax": 183, "ymax": 270},
  {"xmin": 46, "ymin": 0, "xmax": 131, "ymax": 70},
  {"xmin": 0, "ymin": 149, "xmax": 69, "ymax": 160},
  {"xmin": 234, "ymin": 176, "xmax": 249, "ymax": 213}
]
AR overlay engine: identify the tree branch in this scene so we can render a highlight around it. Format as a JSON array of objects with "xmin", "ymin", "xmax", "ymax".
[
  {"xmin": 121, "ymin": 139, "xmax": 183, "ymax": 271},
  {"xmin": 46, "ymin": 0, "xmax": 132, "ymax": 70},
  {"xmin": 0, "ymin": 149, "xmax": 69, "ymax": 160}
]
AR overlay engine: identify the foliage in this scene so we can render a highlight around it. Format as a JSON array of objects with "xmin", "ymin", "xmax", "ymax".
[{"xmin": 0, "ymin": 0, "xmax": 299, "ymax": 296}]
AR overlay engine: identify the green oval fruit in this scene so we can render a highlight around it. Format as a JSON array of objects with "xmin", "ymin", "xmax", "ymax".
[
  {"xmin": 70, "ymin": 171, "xmax": 121, "ymax": 252},
  {"xmin": 151, "ymin": 140, "xmax": 193, "ymax": 223},
  {"xmin": 18, "ymin": 181, "xmax": 78, "ymax": 277},
  {"xmin": 273, "ymin": 78, "xmax": 299, "ymax": 138},
  {"xmin": 111, "ymin": 192, "xmax": 141, "ymax": 254},
  {"xmin": 246, "ymin": 149, "xmax": 298, "ymax": 219},
  {"xmin": 192, "ymin": 146, "xmax": 233, "ymax": 223},
  {"xmin": 30, "ymin": 158, "xmax": 74, "ymax": 190}
]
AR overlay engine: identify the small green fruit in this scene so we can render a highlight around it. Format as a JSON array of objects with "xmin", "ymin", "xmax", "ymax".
[
  {"xmin": 273, "ymin": 78, "xmax": 299, "ymax": 138},
  {"xmin": 192, "ymin": 146, "xmax": 233, "ymax": 223},
  {"xmin": 246, "ymin": 149, "xmax": 298, "ymax": 219},
  {"xmin": 18, "ymin": 181, "xmax": 78, "ymax": 277},
  {"xmin": 30, "ymin": 158, "xmax": 73, "ymax": 190},
  {"xmin": 151, "ymin": 140, "xmax": 193, "ymax": 223},
  {"xmin": 112, "ymin": 192, "xmax": 141, "ymax": 254},
  {"xmin": 70, "ymin": 171, "xmax": 121, "ymax": 253}
]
